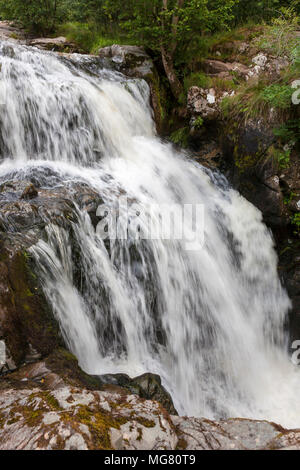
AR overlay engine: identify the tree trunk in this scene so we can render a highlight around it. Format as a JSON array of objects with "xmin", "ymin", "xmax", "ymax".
[{"xmin": 160, "ymin": 45, "xmax": 183, "ymax": 100}]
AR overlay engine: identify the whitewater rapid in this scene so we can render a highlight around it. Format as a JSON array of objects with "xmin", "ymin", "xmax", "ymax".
[{"xmin": 0, "ymin": 41, "xmax": 299, "ymax": 427}]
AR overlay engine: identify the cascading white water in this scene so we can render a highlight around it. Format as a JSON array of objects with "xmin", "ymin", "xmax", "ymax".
[{"xmin": 0, "ymin": 41, "xmax": 299, "ymax": 427}]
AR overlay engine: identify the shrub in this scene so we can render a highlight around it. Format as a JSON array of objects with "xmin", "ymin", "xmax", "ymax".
[
  {"xmin": 58, "ymin": 22, "xmax": 131, "ymax": 53},
  {"xmin": 255, "ymin": 6, "xmax": 299, "ymax": 58},
  {"xmin": 276, "ymin": 148, "xmax": 291, "ymax": 169},
  {"xmin": 273, "ymin": 119, "xmax": 300, "ymax": 143},
  {"xmin": 261, "ymin": 84, "xmax": 294, "ymax": 109},
  {"xmin": 170, "ymin": 127, "xmax": 190, "ymax": 148},
  {"xmin": 291, "ymin": 213, "xmax": 300, "ymax": 235},
  {"xmin": 194, "ymin": 116, "xmax": 204, "ymax": 129},
  {"xmin": 0, "ymin": 0, "xmax": 68, "ymax": 34},
  {"xmin": 211, "ymin": 76, "xmax": 238, "ymax": 91},
  {"xmin": 184, "ymin": 72, "xmax": 212, "ymax": 92},
  {"xmin": 292, "ymin": 43, "xmax": 300, "ymax": 66},
  {"xmin": 91, "ymin": 35, "xmax": 133, "ymax": 53},
  {"xmin": 58, "ymin": 22, "xmax": 95, "ymax": 52},
  {"xmin": 221, "ymin": 79, "xmax": 296, "ymax": 122}
]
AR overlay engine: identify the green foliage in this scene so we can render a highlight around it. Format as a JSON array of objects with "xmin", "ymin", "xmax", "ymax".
[
  {"xmin": 58, "ymin": 22, "xmax": 127, "ymax": 52},
  {"xmin": 275, "ymin": 148, "xmax": 291, "ymax": 168},
  {"xmin": 273, "ymin": 119, "xmax": 300, "ymax": 142},
  {"xmin": 58, "ymin": 22, "xmax": 95, "ymax": 51},
  {"xmin": 231, "ymin": 0, "xmax": 298, "ymax": 25},
  {"xmin": 119, "ymin": 0, "xmax": 237, "ymax": 51},
  {"xmin": 184, "ymin": 72, "xmax": 212, "ymax": 91},
  {"xmin": 100, "ymin": 0, "xmax": 237, "ymax": 97},
  {"xmin": 261, "ymin": 84, "xmax": 294, "ymax": 109},
  {"xmin": 254, "ymin": 6, "xmax": 299, "ymax": 57},
  {"xmin": 0, "ymin": 0, "xmax": 298, "ymax": 102},
  {"xmin": 170, "ymin": 127, "xmax": 190, "ymax": 147},
  {"xmin": 221, "ymin": 76, "xmax": 297, "ymax": 122},
  {"xmin": 220, "ymin": 80, "xmax": 270, "ymax": 119},
  {"xmin": 211, "ymin": 76, "xmax": 238, "ymax": 91},
  {"xmin": 266, "ymin": 145, "xmax": 291, "ymax": 169},
  {"xmin": 291, "ymin": 212, "xmax": 300, "ymax": 234},
  {"xmin": 0, "ymin": 0, "xmax": 69, "ymax": 34},
  {"xmin": 291, "ymin": 43, "xmax": 300, "ymax": 65},
  {"xmin": 194, "ymin": 116, "xmax": 204, "ymax": 129},
  {"xmin": 91, "ymin": 34, "xmax": 136, "ymax": 53},
  {"xmin": 284, "ymin": 191, "xmax": 297, "ymax": 205}
]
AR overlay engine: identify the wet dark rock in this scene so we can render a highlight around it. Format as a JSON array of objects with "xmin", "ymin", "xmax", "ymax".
[
  {"xmin": 0, "ymin": 178, "xmax": 105, "ymax": 367},
  {"xmin": 132, "ymin": 373, "xmax": 177, "ymax": 415},
  {"xmin": 98, "ymin": 45, "xmax": 153, "ymax": 78},
  {"xmin": 28, "ymin": 37, "xmax": 79, "ymax": 53},
  {"xmin": 20, "ymin": 183, "xmax": 38, "ymax": 200},
  {"xmin": 279, "ymin": 239, "xmax": 300, "ymax": 345},
  {"xmin": 0, "ymin": 240, "xmax": 62, "ymax": 366},
  {"xmin": 99, "ymin": 372, "xmax": 177, "ymax": 415},
  {"xmin": 4, "ymin": 348, "xmax": 104, "ymax": 391},
  {"xmin": 221, "ymin": 118, "xmax": 289, "ymax": 228},
  {"xmin": 220, "ymin": 111, "xmax": 299, "ymax": 342},
  {"xmin": 203, "ymin": 59, "xmax": 250, "ymax": 79},
  {"xmin": 0, "ymin": 179, "xmax": 103, "ymax": 233}
]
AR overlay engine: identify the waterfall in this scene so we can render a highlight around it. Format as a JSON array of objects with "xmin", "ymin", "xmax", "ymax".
[{"xmin": 0, "ymin": 41, "xmax": 299, "ymax": 428}]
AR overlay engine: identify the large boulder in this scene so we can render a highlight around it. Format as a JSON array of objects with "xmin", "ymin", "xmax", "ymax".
[
  {"xmin": 188, "ymin": 86, "xmax": 221, "ymax": 121},
  {"xmin": 100, "ymin": 372, "xmax": 177, "ymax": 415},
  {"xmin": 202, "ymin": 53, "xmax": 289, "ymax": 84},
  {"xmin": 98, "ymin": 45, "xmax": 153, "ymax": 79},
  {"xmin": 28, "ymin": 37, "xmax": 79, "ymax": 53},
  {"xmin": 248, "ymin": 53, "xmax": 290, "ymax": 81},
  {"xmin": 0, "ymin": 381, "xmax": 177, "ymax": 450},
  {"xmin": 202, "ymin": 59, "xmax": 250, "ymax": 79}
]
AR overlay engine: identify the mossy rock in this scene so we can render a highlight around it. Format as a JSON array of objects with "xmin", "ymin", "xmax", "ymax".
[
  {"xmin": 222, "ymin": 117, "xmax": 275, "ymax": 175},
  {"xmin": 0, "ymin": 243, "xmax": 62, "ymax": 366},
  {"xmin": 100, "ymin": 372, "xmax": 177, "ymax": 415},
  {"xmin": 44, "ymin": 348, "xmax": 104, "ymax": 391}
]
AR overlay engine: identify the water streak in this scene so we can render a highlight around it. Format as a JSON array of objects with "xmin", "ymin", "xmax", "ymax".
[{"xmin": 0, "ymin": 41, "xmax": 299, "ymax": 427}]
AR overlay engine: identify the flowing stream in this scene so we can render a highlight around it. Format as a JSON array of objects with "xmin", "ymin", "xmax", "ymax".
[{"xmin": 0, "ymin": 41, "xmax": 299, "ymax": 427}]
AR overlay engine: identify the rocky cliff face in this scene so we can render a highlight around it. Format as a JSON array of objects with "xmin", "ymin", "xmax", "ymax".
[{"xmin": 181, "ymin": 29, "xmax": 300, "ymax": 348}]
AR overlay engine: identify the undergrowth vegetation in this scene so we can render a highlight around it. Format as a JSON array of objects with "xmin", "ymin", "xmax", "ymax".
[
  {"xmin": 254, "ymin": 6, "xmax": 299, "ymax": 57},
  {"xmin": 169, "ymin": 127, "xmax": 190, "ymax": 148},
  {"xmin": 221, "ymin": 8, "xmax": 299, "ymax": 118},
  {"xmin": 57, "ymin": 22, "xmax": 133, "ymax": 53}
]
